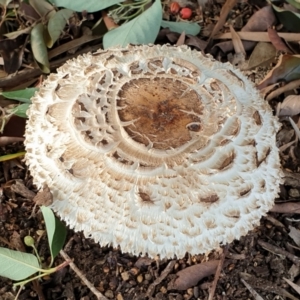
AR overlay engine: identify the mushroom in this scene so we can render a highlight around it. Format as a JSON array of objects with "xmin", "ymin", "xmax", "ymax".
[{"xmin": 25, "ymin": 44, "xmax": 282, "ymax": 259}]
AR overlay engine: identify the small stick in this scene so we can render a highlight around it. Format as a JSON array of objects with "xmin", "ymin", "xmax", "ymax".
[
  {"xmin": 208, "ymin": 245, "xmax": 228, "ymax": 300},
  {"xmin": 60, "ymin": 250, "xmax": 108, "ymax": 300}
]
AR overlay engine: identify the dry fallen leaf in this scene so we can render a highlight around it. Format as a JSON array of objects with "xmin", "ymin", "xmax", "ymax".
[
  {"xmin": 289, "ymin": 116, "xmax": 300, "ymax": 139},
  {"xmin": 176, "ymin": 31, "xmax": 186, "ymax": 46},
  {"xmin": 244, "ymin": 6, "xmax": 276, "ymax": 32},
  {"xmin": 283, "ymin": 277, "xmax": 300, "ymax": 296},
  {"xmin": 271, "ymin": 203, "xmax": 300, "ymax": 214},
  {"xmin": 247, "ymin": 42, "xmax": 276, "ymax": 69},
  {"xmin": 289, "ymin": 226, "xmax": 300, "ymax": 248},
  {"xmin": 168, "ymin": 260, "xmax": 219, "ymax": 290},
  {"xmin": 213, "ymin": 5, "xmax": 276, "ymax": 53},
  {"xmin": 214, "ymin": 32, "xmax": 300, "ymax": 42},
  {"xmin": 0, "ymin": 136, "xmax": 24, "ymax": 147},
  {"xmin": 230, "ymin": 25, "xmax": 245, "ymax": 55},
  {"xmin": 268, "ymin": 27, "xmax": 292, "ymax": 54},
  {"xmin": 33, "ymin": 185, "xmax": 53, "ymax": 206},
  {"xmin": 279, "ymin": 95, "xmax": 300, "ymax": 116},
  {"xmin": 257, "ymin": 55, "xmax": 300, "ymax": 90}
]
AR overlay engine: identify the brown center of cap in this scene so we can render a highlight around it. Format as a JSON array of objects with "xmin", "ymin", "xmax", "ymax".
[{"xmin": 117, "ymin": 77, "xmax": 203, "ymax": 150}]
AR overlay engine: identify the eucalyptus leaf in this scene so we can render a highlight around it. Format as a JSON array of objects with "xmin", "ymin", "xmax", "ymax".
[
  {"xmin": 286, "ymin": 0, "xmax": 300, "ymax": 9},
  {"xmin": 1, "ymin": 88, "xmax": 37, "ymax": 103},
  {"xmin": 41, "ymin": 206, "xmax": 67, "ymax": 266},
  {"xmin": 0, "ymin": 0, "xmax": 13, "ymax": 7},
  {"xmin": 103, "ymin": 0, "xmax": 162, "ymax": 49},
  {"xmin": 161, "ymin": 20, "xmax": 201, "ymax": 36},
  {"xmin": 0, "ymin": 152, "xmax": 26, "ymax": 162},
  {"xmin": 31, "ymin": 23, "xmax": 50, "ymax": 73},
  {"xmin": 47, "ymin": 9, "xmax": 74, "ymax": 48},
  {"xmin": 0, "ymin": 247, "xmax": 40, "ymax": 281},
  {"xmin": 29, "ymin": 0, "xmax": 55, "ymax": 20},
  {"xmin": 4, "ymin": 26, "xmax": 34, "ymax": 39},
  {"xmin": 10, "ymin": 103, "xmax": 30, "ymax": 118},
  {"xmin": 272, "ymin": 4, "xmax": 300, "ymax": 32},
  {"xmin": 48, "ymin": 0, "xmax": 124, "ymax": 12}
]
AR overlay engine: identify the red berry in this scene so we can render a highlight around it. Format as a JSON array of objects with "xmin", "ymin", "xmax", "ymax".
[
  {"xmin": 170, "ymin": 2, "xmax": 180, "ymax": 14},
  {"xmin": 180, "ymin": 7, "xmax": 192, "ymax": 19}
]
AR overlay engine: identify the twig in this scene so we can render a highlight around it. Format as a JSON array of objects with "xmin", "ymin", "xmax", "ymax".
[
  {"xmin": 214, "ymin": 31, "xmax": 300, "ymax": 42},
  {"xmin": 208, "ymin": 245, "xmax": 228, "ymax": 300},
  {"xmin": 257, "ymin": 240, "xmax": 300, "ymax": 266},
  {"xmin": 146, "ymin": 260, "xmax": 176, "ymax": 297},
  {"xmin": 59, "ymin": 249, "xmax": 108, "ymax": 300},
  {"xmin": 266, "ymin": 79, "xmax": 300, "ymax": 101},
  {"xmin": 0, "ymin": 43, "xmax": 103, "ymax": 89}
]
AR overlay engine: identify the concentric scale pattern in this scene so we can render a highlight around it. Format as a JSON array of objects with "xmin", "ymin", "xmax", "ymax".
[{"xmin": 25, "ymin": 45, "xmax": 282, "ymax": 259}]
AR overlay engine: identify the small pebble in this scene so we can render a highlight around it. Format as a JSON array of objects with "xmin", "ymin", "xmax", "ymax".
[
  {"xmin": 121, "ymin": 271, "xmax": 130, "ymax": 281},
  {"xmin": 104, "ymin": 290, "xmax": 114, "ymax": 299},
  {"xmin": 137, "ymin": 274, "xmax": 143, "ymax": 283}
]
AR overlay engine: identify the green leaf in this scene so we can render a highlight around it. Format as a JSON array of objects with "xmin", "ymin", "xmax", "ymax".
[
  {"xmin": 41, "ymin": 206, "xmax": 67, "ymax": 266},
  {"xmin": 103, "ymin": 0, "xmax": 162, "ymax": 49},
  {"xmin": 0, "ymin": 247, "xmax": 40, "ymax": 281},
  {"xmin": 272, "ymin": 3, "xmax": 300, "ymax": 32},
  {"xmin": 29, "ymin": 0, "xmax": 55, "ymax": 20},
  {"xmin": 10, "ymin": 103, "xmax": 30, "ymax": 118},
  {"xmin": 4, "ymin": 26, "xmax": 34, "ymax": 39},
  {"xmin": 31, "ymin": 23, "xmax": 50, "ymax": 73},
  {"xmin": 1, "ymin": 88, "xmax": 37, "ymax": 103},
  {"xmin": 286, "ymin": 0, "xmax": 300, "ymax": 9},
  {"xmin": 47, "ymin": 9, "xmax": 74, "ymax": 48},
  {"xmin": 0, "ymin": 152, "xmax": 26, "ymax": 162},
  {"xmin": 161, "ymin": 20, "xmax": 201, "ymax": 36},
  {"xmin": 0, "ymin": 0, "xmax": 13, "ymax": 7},
  {"xmin": 48, "ymin": 0, "xmax": 124, "ymax": 12}
]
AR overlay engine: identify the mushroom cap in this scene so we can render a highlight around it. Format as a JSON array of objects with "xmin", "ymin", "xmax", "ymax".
[{"xmin": 25, "ymin": 44, "xmax": 282, "ymax": 259}]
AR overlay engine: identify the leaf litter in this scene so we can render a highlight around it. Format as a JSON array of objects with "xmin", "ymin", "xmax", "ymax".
[{"xmin": 2, "ymin": 0, "xmax": 300, "ymax": 299}]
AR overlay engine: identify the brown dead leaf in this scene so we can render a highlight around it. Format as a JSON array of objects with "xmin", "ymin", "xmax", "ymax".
[
  {"xmin": 0, "ymin": 136, "xmax": 24, "ymax": 147},
  {"xmin": 266, "ymin": 79, "xmax": 300, "ymax": 101},
  {"xmin": 213, "ymin": 6, "xmax": 276, "ymax": 53},
  {"xmin": 134, "ymin": 257, "xmax": 154, "ymax": 269},
  {"xmin": 33, "ymin": 186, "xmax": 53, "ymax": 206},
  {"xmin": 215, "ymin": 31, "xmax": 300, "ymax": 42},
  {"xmin": 279, "ymin": 95, "xmax": 300, "ymax": 116},
  {"xmin": 289, "ymin": 116, "xmax": 300, "ymax": 139},
  {"xmin": 209, "ymin": 0, "xmax": 238, "ymax": 38},
  {"xmin": 186, "ymin": 35, "xmax": 208, "ymax": 51},
  {"xmin": 18, "ymin": 2, "xmax": 40, "ymax": 22},
  {"xmin": 176, "ymin": 31, "xmax": 186, "ymax": 46},
  {"xmin": 268, "ymin": 27, "xmax": 292, "ymax": 54},
  {"xmin": 289, "ymin": 226, "xmax": 300, "ymax": 248},
  {"xmin": 257, "ymin": 55, "xmax": 300, "ymax": 90},
  {"xmin": 168, "ymin": 260, "xmax": 219, "ymax": 290},
  {"xmin": 284, "ymin": 277, "xmax": 300, "ymax": 296},
  {"xmin": 247, "ymin": 42, "xmax": 276, "ymax": 69},
  {"xmin": 243, "ymin": 6, "xmax": 276, "ymax": 32},
  {"xmin": 10, "ymin": 180, "xmax": 36, "ymax": 200},
  {"xmin": 271, "ymin": 202, "xmax": 300, "ymax": 214},
  {"xmin": 10, "ymin": 231, "xmax": 26, "ymax": 252},
  {"xmin": 230, "ymin": 25, "xmax": 245, "ymax": 55}
]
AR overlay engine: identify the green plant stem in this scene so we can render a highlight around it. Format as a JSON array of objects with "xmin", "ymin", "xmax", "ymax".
[{"xmin": 13, "ymin": 261, "xmax": 70, "ymax": 287}]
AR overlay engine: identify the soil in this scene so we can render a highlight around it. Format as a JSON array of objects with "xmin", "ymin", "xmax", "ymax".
[
  {"xmin": 0, "ymin": 150, "xmax": 299, "ymax": 300},
  {"xmin": 1, "ymin": 0, "xmax": 300, "ymax": 300}
]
